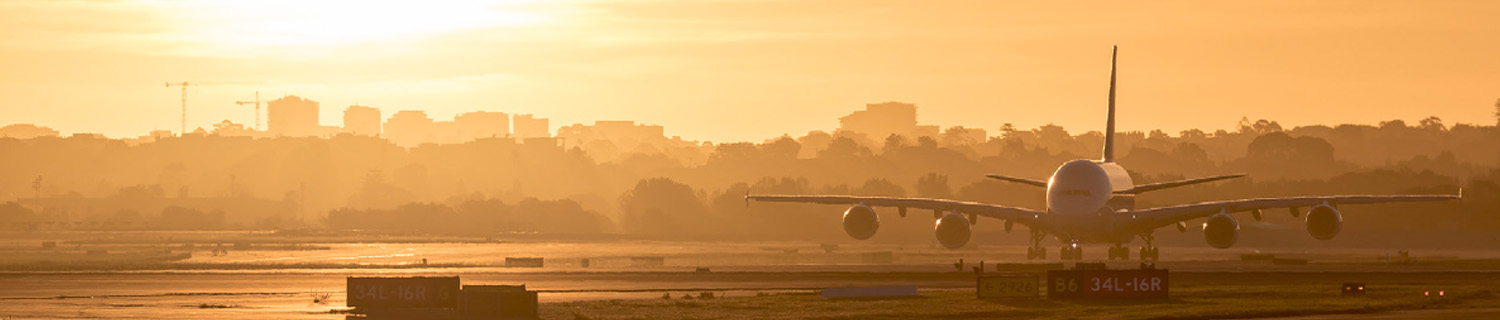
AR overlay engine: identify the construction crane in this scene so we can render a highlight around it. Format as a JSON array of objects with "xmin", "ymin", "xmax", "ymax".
[
  {"xmin": 235, "ymin": 91, "xmax": 262, "ymax": 131},
  {"xmin": 165, "ymin": 81, "xmax": 261, "ymax": 135}
]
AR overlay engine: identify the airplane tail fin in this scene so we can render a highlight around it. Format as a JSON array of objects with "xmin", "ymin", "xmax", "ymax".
[{"xmin": 1102, "ymin": 45, "xmax": 1118, "ymax": 163}]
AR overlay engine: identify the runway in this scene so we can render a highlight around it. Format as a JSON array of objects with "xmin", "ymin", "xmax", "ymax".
[{"xmin": 4, "ymin": 239, "xmax": 1500, "ymax": 319}]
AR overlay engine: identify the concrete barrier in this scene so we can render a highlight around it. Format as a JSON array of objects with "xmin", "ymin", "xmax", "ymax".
[
  {"xmin": 630, "ymin": 256, "xmax": 665, "ymax": 267},
  {"xmin": 505, "ymin": 257, "xmax": 544, "ymax": 268},
  {"xmin": 1273, "ymin": 258, "xmax": 1308, "ymax": 265},
  {"xmin": 860, "ymin": 251, "xmax": 894, "ymax": 264},
  {"xmin": 1242, "ymin": 253, "xmax": 1276, "ymax": 261},
  {"xmin": 821, "ymin": 285, "xmax": 919, "ymax": 299}
]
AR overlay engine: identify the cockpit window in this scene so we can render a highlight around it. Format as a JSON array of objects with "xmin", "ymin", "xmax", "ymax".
[{"xmin": 1061, "ymin": 189, "xmax": 1092, "ymax": 196}]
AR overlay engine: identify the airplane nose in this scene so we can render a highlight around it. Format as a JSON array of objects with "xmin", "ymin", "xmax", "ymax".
[{"xmin": 1047, "ymin": 160, "xmax": 1112, "ymax": 215}]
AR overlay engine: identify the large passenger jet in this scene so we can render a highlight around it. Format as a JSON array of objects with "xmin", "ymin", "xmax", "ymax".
[{"xmin": 747, "ymin": 46, "xmax": 1461, "ymax": 261}]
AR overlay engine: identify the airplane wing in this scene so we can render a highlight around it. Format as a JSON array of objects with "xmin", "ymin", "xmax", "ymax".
[
  {"xmin": 747, "ymin": 195, "xmax": 1046, "ymax": 224},
  {"xmin": 1114, "ymin": 174, "xmax": 1246, "ymax": 194},
  {"xmin": 984, "ymin": 174, "xmax": 1049, "ymax": 188},
  {"xmin": 1124, "ymin": 194, "xmax": 1460, "ymax": 231}
]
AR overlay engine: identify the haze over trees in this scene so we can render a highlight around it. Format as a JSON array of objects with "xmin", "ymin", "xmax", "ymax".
[{"xmin": 0, "ymin": 104, "xmax": 1496, "ymax": 248}]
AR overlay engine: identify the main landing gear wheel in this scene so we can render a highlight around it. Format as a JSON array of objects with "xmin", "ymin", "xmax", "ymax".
[
  {"xmin": 1108, "ymin": 245, "xmax": 1130, "ymax": 260},
  {"xmin": 1138, "ymin": 247, "xmax": 1160, "ymax": 261},
  {"xmin": 1026, "ymin": 247, "xmax": 1047, "ymax": 260},
  {"xmin": 1026, "ymin": 230, "xmax": 1047, "ymax": 260},
  {"xmin": 1060, "ymin": 246, "xmax": 1083, "ymax": 260},
  {"xmin": 1138, "ymin": 232, "xmax": 1160, "ymax": 261}
]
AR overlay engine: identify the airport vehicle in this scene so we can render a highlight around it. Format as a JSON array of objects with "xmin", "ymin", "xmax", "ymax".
[{"xmin": 747, "ymin": 46, "xmax": 1461, "ymax": 260}]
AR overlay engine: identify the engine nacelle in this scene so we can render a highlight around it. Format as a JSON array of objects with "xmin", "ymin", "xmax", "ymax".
[
  {"xmin": 842, "ymin": 204, "xmax": 879, "ymax": 240},
  {"xmin": 1305, "ymin": 204, "xmax": 1343, "ymax": 240},
  {"xmin": 934, "ymin": 212, "xmax": 972, "ymax": 249},
  {"xmin": 1203, "ymin": 212, "xmax": 1239, "ymax": 249}
]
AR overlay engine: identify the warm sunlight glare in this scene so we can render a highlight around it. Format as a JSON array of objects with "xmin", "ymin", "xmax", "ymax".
[{"xmin": 173, "ymin": 0, "xmax": 551, "ymax": 50}]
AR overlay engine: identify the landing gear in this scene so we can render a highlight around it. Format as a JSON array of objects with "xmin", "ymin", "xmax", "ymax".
[
  {"xmin": 1138, "ymin": 233, "xmax": 1161, "ymax": 261},
  {"xmin": 1026, "ymin": 230, "xmax": 1047, "ymax": 260},
  {"xmin": 1026, "ymin": 246, "xmax": 1047, "ymax": 260},
  {"xmin": 1108, "ymin": 245, "xmax": 1131, "ymax": 260},
  {"xmin": 1060, "ymin": 244, "xmax": 1083, "ymax": 261}
]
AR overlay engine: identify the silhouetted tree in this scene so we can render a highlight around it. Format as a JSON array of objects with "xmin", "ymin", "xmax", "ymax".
[
  {"xmin": 819, "ymin": 136, "xmax": 871, "ymax": 159},
  {"xmin": 1419, "ymin": 116, "xmax": 1445, "ymax": 131},
  {"xmin": 158, "ymin": 206, "xmax": 224, "ymax": 230},
  {"xmin": 0, "ymin": 202, "xmax": 38, "ymax": 223},
  {"xmin": 855, "ymin": 178, "xmax": 906, "ymax": 197},
  {"xmin": 761, "ymin": 136, "xmax": 800, "ymax": 160},
  {"xmin": 620, "ymin": 178, "xmax": 708, "ymax": 235},
  {"xmin": 915, "ymin": 173, "xmax": 951, "ymax": 198},
  {"xmin": 882, "ymin": 134, "xmax": 908, "ymax": 153},
  {"xmin": 1238, "ymin": 118, "xmax": 1283, "ymax": 134}
]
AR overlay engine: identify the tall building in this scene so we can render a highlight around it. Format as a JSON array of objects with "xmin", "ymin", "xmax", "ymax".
[
  {"xmin": 384, "ymin": 110, "xmax": 434, "ymax": 147},
  {"xmin": 343, "ymin": 105, "xmax": 381, "ymax": 137},
  {"xmin": 838, "ymin": 102, "xmax": 920, "ymax": 140},
  {"xmin": 513, "ymin": 114, "xmax": 550, "ymax": 139},
  {"xmin": 455, "ymin": 111, "xmax": 509, "ymax": 141},
  {"xmin": 267, "ymin": 95, "xmax": 320, "ymax": 137}
]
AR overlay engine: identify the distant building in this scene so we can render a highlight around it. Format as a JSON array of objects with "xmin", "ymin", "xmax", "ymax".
[
  {"xmin": 69, "ymin": 133, "xmax": 106, "ymax": 139},
  {"xmin": 0, "ymin": 124, "xmax": 60, "ymax": 139},
  {"xmin": 149, "ymin": 130, "xmax": 174, "ymax": 140},
  {"xmin": 455, "ymin": 111, "xmax": 509, "ymax": 141},
  {"xmin": 513, "ymin": 114, "xmax": 549, "ymax": 139},
  {"xmin": 838, "ymin": 102, "xmax": 919, "ymax": 140},
  {"xmin": 384, "ymin": 110, "xmax": 434, "ymax": 147},
  {"xmin": 913, "ymin": 125, "xmax": 940, "ymax": 139},
  {"xmin": 343, "ymin": 105, "xmax": 381, "ymax": 137},
  {"xmin": 556, "ymin": 120, "xmax": 668, "ymax": 161},
  {"xmin": 267, "ymin": 96, "xmax": 320, "ymax": 137},
  {"xmin": 557, "ymin": 121, "xmax": 665, "ymax": 146},
  {"xmin": 430, "ymin": 121, "xmax": 461, "ymax": 145},
  {"xmin": 941, "ymin": 126, "xmax": 987, "ymax": 145}
]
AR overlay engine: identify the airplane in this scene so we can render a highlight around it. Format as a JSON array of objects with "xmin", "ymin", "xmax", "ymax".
[{"xmin": 746, "ymin": 46, "xmax": 1462, "ymax": 261}]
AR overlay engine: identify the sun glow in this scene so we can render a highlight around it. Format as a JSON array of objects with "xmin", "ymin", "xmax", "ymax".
[{"xmin": 165, "ymin": 0, "xmax": 553, "ymax": 54}]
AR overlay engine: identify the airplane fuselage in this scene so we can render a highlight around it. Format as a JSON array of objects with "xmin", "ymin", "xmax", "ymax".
[{"xmin": 1040, "ymin": 159, "xmax": 1139, "ymax": 244}]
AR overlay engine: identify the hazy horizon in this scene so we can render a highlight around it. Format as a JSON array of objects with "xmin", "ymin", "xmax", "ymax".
[{"xmin": 3, "ymin": 1, "xmax": 1498, "ymax": 142}]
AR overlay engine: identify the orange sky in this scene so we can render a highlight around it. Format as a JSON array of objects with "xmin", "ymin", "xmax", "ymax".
[{"xmin": 1, "ymin": 0, "xmax": 1497, "ymax": 142}]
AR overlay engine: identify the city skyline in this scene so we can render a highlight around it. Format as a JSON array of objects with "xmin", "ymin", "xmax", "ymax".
[
  {"xmin": 0, "ymin": 94, "xmax": 1492, "ymax": 144},
  {"xmin": 3, "ymin": 1, "xmax": 1498, "ymax": 142}
]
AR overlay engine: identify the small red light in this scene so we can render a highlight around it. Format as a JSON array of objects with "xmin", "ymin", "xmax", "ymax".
[
  {"xmin": 1424, "ymin": 291, "xmax": 1429, "ymax": 296},
  {"xmin": 1439, "ymin": 291, "xmax": 1445, "ymax": 297}
]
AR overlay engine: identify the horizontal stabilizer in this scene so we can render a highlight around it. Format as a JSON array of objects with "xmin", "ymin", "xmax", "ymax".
[
  {"xmin": 984, "ymin": 174, "xmax": 1049, "ymax": 188},
  {"xmin": 1115, "ymin": 174, "xmax": 1246, "ymax": 194}
]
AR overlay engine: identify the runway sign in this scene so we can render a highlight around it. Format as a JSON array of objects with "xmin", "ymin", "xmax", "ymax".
[
  {"xmin": 1047, "ymin": 269, "xmax": 1168, "ymax": 299},
  {"xmin": 347, "ymin": 276, "xmax": 460, "ymax": 309},
  {"xmin": 977, "ymin": 275, "xmax": 1039, "ymax": 299}
]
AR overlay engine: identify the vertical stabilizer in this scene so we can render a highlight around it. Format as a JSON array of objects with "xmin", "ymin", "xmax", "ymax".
[{"xmin": 1102, "ymin": 46, "xmax": 1118, "ymax": 163}]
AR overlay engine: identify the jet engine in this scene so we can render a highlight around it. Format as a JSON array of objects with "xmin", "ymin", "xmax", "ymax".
[
  {"xmin": 934, "ymin": 212, "xmax": 972, "ymax": 249},
  {"xmin": 1305, "ymin": 204, "xmax": 1343, "ymax": 240},
  {"xmin": 1203, "ymin": 212, "xmax": 1239, "ymax": 249},
  {"xmin": 842, "ymin": 204, "xmax": 879, "ymax": 240}
]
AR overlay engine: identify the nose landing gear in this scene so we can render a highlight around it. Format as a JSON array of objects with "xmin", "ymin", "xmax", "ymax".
[{"xmin": 1060, "ymin": 243, "xmax": 1083, "ymax": 261}]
